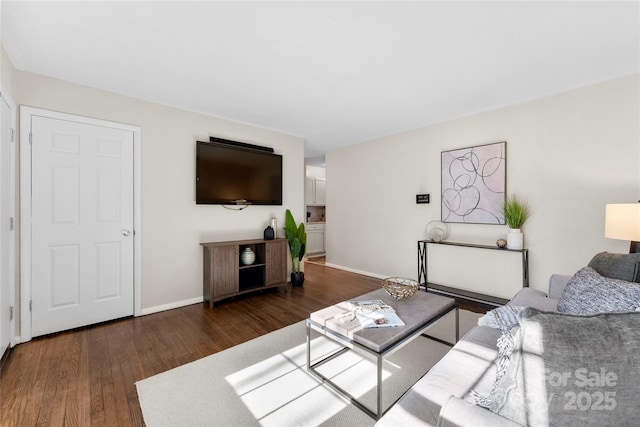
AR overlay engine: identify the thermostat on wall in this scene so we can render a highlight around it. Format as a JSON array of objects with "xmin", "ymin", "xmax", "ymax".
[{"xmin": 416, "ymin": 194, "xmax": 430, "ymax": 204}]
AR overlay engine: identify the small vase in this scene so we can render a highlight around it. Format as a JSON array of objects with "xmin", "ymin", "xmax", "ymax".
[
  {"xmin": 240, "ymin": 247, "xmax": 256, "ymax": 265},
  {"xmin": 263, "ymin": 226, "xmax": 274, "ymax": 240},
  {"xmin": 507, "ymin": 228, "xmax": 524, "ymax": 250}
]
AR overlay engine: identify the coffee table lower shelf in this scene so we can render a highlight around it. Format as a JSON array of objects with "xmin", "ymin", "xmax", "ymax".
[{"xmin": 306, "ymin": 302, "xmax": 458, "ymax": 420}]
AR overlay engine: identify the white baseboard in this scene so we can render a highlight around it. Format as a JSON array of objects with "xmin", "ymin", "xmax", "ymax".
[
  {"xmin": 140, "ymin": 296, "xmax": 204, "ymax": 316},
  {"xmin": 306, "ymin": 253, "xmax": 326, "ymax": 258},
  {"xmin": 323, "ymin": 263, "xmax": 388, "ymax": 280},
  {"xmin": 139, "ymin": 265, "xmax": 384, "ymax": 316}
]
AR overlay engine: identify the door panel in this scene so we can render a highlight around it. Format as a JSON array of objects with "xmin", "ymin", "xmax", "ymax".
[
  {"xmin": 52, "ymin": 165, "xmax": 79, "ymax": 223},
  {"xmin": 96, "ymin": 242, "xmax": 122, "ymax": 300},
  {"xmin": 50, "ymin": 244, "xmax": 80, "ymax": 308},
  {"xmin": 31, "ymin": 116, "xmax": 134, "ymax": 337}
]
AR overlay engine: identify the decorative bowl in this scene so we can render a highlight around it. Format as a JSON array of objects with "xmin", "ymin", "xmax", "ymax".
[
  {"xmin": 382, "ymin": 277, "xmax": 419, "ymax": 301},
  {"xmin": 425, "ymin": 220, "xmax": 450, "ymax": 243}
]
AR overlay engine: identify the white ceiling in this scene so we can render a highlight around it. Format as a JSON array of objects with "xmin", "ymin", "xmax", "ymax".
[{"xmin": 3, "ymin": 1, "xmax": 639, "ymax": 161}]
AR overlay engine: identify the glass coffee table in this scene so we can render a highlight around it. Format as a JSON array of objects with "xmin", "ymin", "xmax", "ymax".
[{"xmin": 306, "ymin": 288, "xmax": 458, "ymax": 419}]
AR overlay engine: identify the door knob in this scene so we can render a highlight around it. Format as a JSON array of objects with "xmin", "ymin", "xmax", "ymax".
[{"xmin": 122, "ymin": 229, "xmax": 132, "ymax": 236}]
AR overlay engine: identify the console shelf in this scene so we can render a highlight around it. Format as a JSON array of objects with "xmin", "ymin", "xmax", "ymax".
[
  {"xmin": 201, "ymin": 238, "xmax": 288, "ymax": 308},
  {"xmin": 418, "ymin": 240, "xmax": 529, "ymax": 307}
]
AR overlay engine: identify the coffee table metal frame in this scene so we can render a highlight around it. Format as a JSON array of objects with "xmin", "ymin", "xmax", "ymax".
[{"xmin": 306, "ymin": 302, "xmax": 459, "ymax": 420}]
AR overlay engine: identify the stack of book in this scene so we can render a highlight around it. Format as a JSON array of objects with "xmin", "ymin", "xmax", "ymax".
[{"xmin": 311, "ymin": 299, "xmax": 405, "ymax": 338}]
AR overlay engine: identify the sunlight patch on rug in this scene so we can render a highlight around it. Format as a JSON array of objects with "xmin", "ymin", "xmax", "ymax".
[
  {"xmin": 225, "ymin": 337, "xmax": 377, "ymax": 425},
  {"xmin": 136, "ymin": 310, "xmax": 480, "ymax": 426},
  {"xmin": 225, "ymin": 333, "xmax": 425, "ymax": 424}
]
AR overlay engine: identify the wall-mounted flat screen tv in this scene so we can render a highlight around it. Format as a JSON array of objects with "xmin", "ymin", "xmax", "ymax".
[{"xmin": 196, "ymin": 140, "xmax": 283, "ymax": 205}]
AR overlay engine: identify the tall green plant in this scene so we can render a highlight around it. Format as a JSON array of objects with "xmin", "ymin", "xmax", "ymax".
[
  {"xmin": 503, "ymin": 195, "xmax": 530, "ymax": 229},
  {"xmin": 284, "ymin": 209, "xmax": 306, "ymax": 273}
]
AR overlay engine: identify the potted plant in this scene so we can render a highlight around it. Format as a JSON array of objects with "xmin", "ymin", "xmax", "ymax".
[
  {"xmin": 284, "ymin": 209, "xmax": 307, "ymax": 286},
  {"xmin": 503, "ymin": 195, "xmax": 530, "ymax": 250}
]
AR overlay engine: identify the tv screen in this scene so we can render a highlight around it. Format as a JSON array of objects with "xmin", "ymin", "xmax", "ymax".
[{"xmin": 196, "ymin": 140, "xmax": 283, "ymax": 205}]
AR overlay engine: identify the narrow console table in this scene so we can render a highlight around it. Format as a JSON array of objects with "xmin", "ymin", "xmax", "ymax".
[
  {"xmin": 418, "ymin": 240, "xmax": 529, "ymax": 306},
  {"xmin": 201, "ymin": 238, "xmax": 288, "ymax": 308}
]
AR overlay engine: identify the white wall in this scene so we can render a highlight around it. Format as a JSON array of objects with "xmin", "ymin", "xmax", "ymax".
[
  {"xmin": 15, "ymin": 70, "xmax": 305, "ymax": 312},
  {"xmin": 326, "ymin": 74, "xmax": 640, "ymax": 295},
  {"xmin": 1, "ymin": 46, "xmax": 15, "ymax": 96}
]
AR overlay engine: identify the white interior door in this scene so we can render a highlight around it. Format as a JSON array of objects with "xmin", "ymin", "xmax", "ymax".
[
  {"xmin": 0, "ymin": 95, "xmax": 15, "ymax": 355},
  {"xmin": 30, "ymin": 115, "xmax": 135, "ymax": 337}
]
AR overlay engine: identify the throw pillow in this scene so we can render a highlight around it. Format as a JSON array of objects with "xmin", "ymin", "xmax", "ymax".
[
  {"xmin": 557, "ymin": 266, "xmax": 640, "ymax": 314},
  {"xmin": 588, "ymin": 251, "xmax": 640, "ymax": 282},
  {"xmin": 489, "ymin": 308, "xmax": 640, "ymax": 427}
]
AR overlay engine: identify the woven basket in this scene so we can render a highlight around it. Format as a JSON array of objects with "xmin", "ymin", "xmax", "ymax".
[{"xmin": 382, "ymin": 277, "xmax": 419, "ymax": 301}]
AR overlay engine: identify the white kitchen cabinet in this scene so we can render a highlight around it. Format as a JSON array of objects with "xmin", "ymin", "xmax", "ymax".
[
  {"xmin": 305, "ymin": 178, "xmax": 326, "ymax": 205},
  {"xmin": 305, "ymin": 178, "xmax": 314, "ymax": 205},
  {"xmin": 306, "ymin": 223, "xmax": 325, "ymax": 255},
  {"xmin": 314, "ymin": 179, "xmax": 326, "ymax": 205}
]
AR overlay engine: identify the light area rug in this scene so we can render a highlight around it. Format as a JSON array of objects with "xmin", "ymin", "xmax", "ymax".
[{"xmin": 136, "ymin": 308, "xmax": 481, "ymax": 427}]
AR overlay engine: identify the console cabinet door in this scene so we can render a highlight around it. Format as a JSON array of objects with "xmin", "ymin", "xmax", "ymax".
[
  {"xmin": 212, "ymin": 245, "xmax": 239, "ymax": 296},
  {"xmin": 266, "ymin": 240, "xmax": 287, "ymax": 285}
]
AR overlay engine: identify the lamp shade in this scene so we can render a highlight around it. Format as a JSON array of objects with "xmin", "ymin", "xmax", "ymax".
[{"xmin": 605, "ymin": 204, "xmax": 640, "ymax": 241}]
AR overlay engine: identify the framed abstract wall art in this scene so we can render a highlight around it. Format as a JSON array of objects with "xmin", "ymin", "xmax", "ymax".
[{"xmin": 441, "ymin": 141, "xmax": 506, "ymax": 224}]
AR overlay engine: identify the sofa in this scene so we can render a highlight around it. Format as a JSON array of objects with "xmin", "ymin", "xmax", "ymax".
[{"xmin": 376, "ymin": 252, "xmax": 640, "ymax": 427}]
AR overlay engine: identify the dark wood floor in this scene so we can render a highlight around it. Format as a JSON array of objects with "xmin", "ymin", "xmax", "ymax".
[{"xmin": 0, "ymin": 262, "xmax": 382, "ymax": 426}]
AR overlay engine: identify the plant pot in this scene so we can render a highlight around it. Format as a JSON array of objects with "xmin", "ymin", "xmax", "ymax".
[
  {"xmin": 291, "ymin": 272, "xmax": 305, "ymax": 286},
  {"xmin": 507, "ymin": 228, "xmax": 524, "ymax": 250}
]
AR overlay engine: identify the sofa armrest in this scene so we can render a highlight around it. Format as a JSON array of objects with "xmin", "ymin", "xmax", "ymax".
[
  {"xmin": 436, "ymin": 396, "xmax": 524, "ymax": 427},
  {"xmin": 508, "ymin": 288, "xmax": 558, "ymax": 311},
  {"xmin": 548, "ymin": 274, "xmax": 571, "ymax": 299}
]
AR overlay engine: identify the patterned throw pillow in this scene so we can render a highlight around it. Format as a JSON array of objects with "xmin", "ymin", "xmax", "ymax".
[{"xmin": 557, "ymin": 266, "xmax": 640, "ymax": 314}]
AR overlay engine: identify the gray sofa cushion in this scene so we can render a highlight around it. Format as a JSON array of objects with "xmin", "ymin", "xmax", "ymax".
[
  {"xmin": 548, "ymin": 274, "xmax": 571, "ymax": 299},
  {"xmin": 509, "ymin": 287, "xmax": 559, "ymax": 311},
  {"xmin": 557, "ymin": 266, "xmax": 640, "ymax": 314},
  {"xmin": 375, "ymin": 325, "xmax": 501, "ymax": 427},
  {"xmin": 588, "ymin": 251, "xmax": 640, "ymax": 282},
  {"xmin": 438, "ymin": 396, "xmax": 523, "ymax": 427},
  {"xmin": 489, "ymin": 308, "xmax": 640, "ymax": 427}
]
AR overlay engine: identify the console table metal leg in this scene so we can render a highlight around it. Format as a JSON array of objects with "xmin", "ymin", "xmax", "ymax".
[
  {"xmin": 417, "ymin": 241, "xmax": 428, "ymax": 289},
  {"xmin": 522, "ymin": 250, "xmax": 529, "ymax": 287}
]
